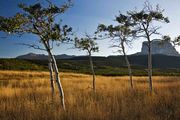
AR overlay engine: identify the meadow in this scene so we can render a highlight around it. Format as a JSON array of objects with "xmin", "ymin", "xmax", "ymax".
[{"xmin": 0, "ymin": 70, "xmax": 179, "ymax": 120}]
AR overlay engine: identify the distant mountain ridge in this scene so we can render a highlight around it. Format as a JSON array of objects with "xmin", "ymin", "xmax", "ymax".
[
  {"xmin": 16, "ymin": 40, "xmax": 180, "ymax": 60},
  {"xmin": 16, "ymin": 53, "xmax": 75, "ymax": 60},
  {"xmin": 15, "ymin": 53, "xmax": 180, "ymax": 69}
]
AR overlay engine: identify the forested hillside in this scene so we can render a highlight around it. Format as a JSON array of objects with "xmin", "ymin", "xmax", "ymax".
[{"xmin": 0, "ymin": 54, "xmax": 180, "ymax": 76}]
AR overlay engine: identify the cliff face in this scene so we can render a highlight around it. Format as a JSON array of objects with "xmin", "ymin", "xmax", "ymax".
[{"xmin": 140, "ymin": 39, "xmax": 179, "ymax": 56}]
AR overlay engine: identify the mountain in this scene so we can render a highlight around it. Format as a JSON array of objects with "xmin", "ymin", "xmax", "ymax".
[
  {"xmin": 17, "ymin": 39, "xmax": 180, "ymax": 60},
  {"xmin": 136, "ymin": 39, "xmax": 179, "ymax": 56},
  {"xmin": 16, "ymin": 53, "xmax": 47, "ymax": 60},
  {"xmin": 16, "ymin": 53, "xmax": 75, "ymax": 60}
]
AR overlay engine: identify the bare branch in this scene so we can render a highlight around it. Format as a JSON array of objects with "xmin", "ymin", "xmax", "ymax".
[
  {"xmin": 16, "ymin": 43, "xmax": 46, "ymax": 51},
  {"xmin": 148, "ymin": 26, "xmax": 161, "ymax": 36}
]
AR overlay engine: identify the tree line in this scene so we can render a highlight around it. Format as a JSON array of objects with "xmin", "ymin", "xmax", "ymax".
[{"xmin": 0, "ymin": 0, "xmax": 179, "ymax": 110}]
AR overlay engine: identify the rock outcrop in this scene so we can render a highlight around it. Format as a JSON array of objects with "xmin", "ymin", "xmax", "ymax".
[{"xmin": 138, "ymin": 39, "xmax": 179, "ymax": 56}]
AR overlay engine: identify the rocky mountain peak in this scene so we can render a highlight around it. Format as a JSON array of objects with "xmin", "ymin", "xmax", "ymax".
[{"xmin": 139, "ymin": 39, "xmax": 179, "ymax": 56}]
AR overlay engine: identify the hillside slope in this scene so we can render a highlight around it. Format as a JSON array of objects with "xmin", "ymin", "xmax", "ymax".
[{"xmin": 1, "ymin": 54, "xmax": 180, "ymax": 76}]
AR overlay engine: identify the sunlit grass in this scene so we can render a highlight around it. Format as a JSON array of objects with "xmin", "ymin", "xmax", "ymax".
[{"xmin": 0, "ymin": 70, "xmax": 179, "ymax": 120}]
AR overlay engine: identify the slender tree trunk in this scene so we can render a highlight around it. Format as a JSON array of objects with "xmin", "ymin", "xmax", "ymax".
[
  {"xmin": 121, "ymin": 41, "xmax": 133, "ymax": 88},
  {"xmin": 48, "ymin": 58, "xmax": 55, "ymax": 99},
  {"xmin": 43, "ymin": 41, "xmax": 66, "ymax": 110},
  {"xmin": 148, "ymin": 41, "xmax": 153, "ymax": 93},
  {"xmin": 51, "ymin": 54, "xmax": 66, "ymax": 110},
  {"xmin": 125, "ymin": 55, "xmax": 133, "ymax": 88},
  {"xmin": 144, "ymin": 26, "xmax": 153, "ymax": 93},
  {"xmin": 88, "ymin": 52, "xmax": 96, "ymax": 93}
]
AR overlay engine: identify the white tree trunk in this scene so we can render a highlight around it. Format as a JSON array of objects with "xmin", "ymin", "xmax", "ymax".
[
  {"xmin": 48, "ymin": 60, "xmax": 55, "ymax": 99},
  {"xmin": 43, "ymin": 41, "xmax": 66, "ymax": 110},
  {"xmin": 124, "ymin": 55, "xmax": 133, "ymax": 88},
  {"xmin": 51, "ymin": 54, "xmax": 66, "ymax": 110},
  {"xmin": 144, "ymin": 28, "xmax": 153, "ymax": 93},
  {"xmin": 88, "ymin": 52, "xmax": 96, "ymax": 93},
  {"xmin": 148, "ymin": 42, "xmax": 153, "ymax": 93},
  {"xmin": 121, "ymin": 42, "xmax": 133, "ymax": 88}
]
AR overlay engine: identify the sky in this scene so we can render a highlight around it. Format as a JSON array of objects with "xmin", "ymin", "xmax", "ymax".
[{"xmin": 0, "ymin": 0, "xmax": 180, "ymax": 58}]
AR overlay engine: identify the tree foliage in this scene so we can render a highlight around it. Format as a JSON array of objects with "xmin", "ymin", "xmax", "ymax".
[
  {"xmin": 174, "ymin": 36, "xmax": 180, "ymax": 46},
  {"xmin": 96, "ymin": 13, "xmax": 136, "ymax": 53},
  {"xmin": 0, "ymin": 1, "xmax": 73, "ymax": 43},
  {"xmin": 162, "ymin": 35, "xmax": 180, "ymax": 46},
  {"xmin": 75, "ymin": 35, "xmax": 99, "ymax": 54},
  {"xmin": 127, "ymin": 2, "xmax": 169, "ymax": 40}
]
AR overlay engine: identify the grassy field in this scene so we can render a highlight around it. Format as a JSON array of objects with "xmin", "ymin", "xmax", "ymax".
[{"xmin": 0, "ymin": 70, "xmax": 180, "ymax": 120}]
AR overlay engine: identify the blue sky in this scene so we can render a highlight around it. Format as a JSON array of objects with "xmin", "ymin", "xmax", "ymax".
[{"xmin": 0, "ymin": 0, "xmax": 180, "ymax": 58}]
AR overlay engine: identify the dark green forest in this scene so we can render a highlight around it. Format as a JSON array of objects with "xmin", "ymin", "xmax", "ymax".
[{"xmin": 0, "ymin": 54, "xmax": 180, "ymax": 76}]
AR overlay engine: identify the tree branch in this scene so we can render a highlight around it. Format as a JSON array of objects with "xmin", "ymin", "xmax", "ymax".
[{"xmin": 16, "ymin": 43, "xmax": 46, "ymax": 51}]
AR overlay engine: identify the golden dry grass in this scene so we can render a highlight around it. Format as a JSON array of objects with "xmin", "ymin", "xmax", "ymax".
[{"xmin": 0, "ymin": 70, "xmax": 180, "ymax": 120}]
